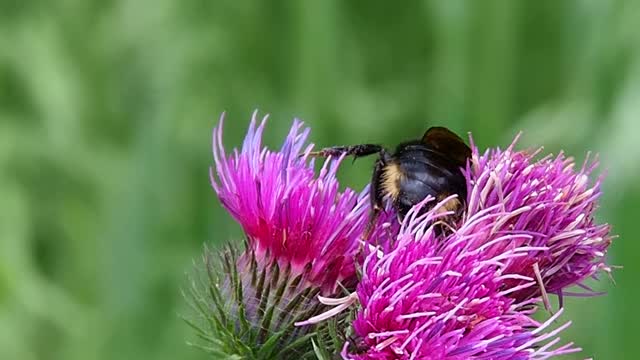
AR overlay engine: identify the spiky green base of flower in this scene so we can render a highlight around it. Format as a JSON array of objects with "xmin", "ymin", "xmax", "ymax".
[
  {"xmin": 311, "ymin": 310, "xmax": 358, "ymax": 360},
  {"xmin": 183, "ymin": 243, "xmax": 349, "ymax": 359}
]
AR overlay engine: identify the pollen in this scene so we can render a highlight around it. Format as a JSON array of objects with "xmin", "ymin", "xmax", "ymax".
[{"xmin": 436, "ymin": 193, "xmax": 461, "ymax": 215}]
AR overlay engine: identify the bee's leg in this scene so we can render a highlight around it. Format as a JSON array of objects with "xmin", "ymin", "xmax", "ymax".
[
  {"xmin": 365, "ymin": 149, "xmax": 392, "ymax": 239},
  {"xmin": 369, "ymin": 154, "xmax": 386, "ymax": 213},
  {"xmin": 364, "ymin": 165, "xmax": 383, "ymax": 239},
  {"xmin": 306, "ymin": 144, "xmax": 383, "ymax": 160}
]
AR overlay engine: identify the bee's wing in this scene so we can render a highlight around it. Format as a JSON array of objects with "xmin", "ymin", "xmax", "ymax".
[{"xmin": 422, "ymin": 127, "xmax": 471, "ymax": 166}]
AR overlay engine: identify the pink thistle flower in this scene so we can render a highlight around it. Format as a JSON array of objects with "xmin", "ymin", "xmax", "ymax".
[
  {"xmin": 185, "ymin": 111, "xmax": 378, "ymax": 358},
  {"xmin": 344, "ymin": 200, "xmax": 580, "ymax": 360},
  {"xmin": 210, "ymin": 111, "xmax": 371, "ymax": 294},
  {"xmin": 459, "ymin": 135, "xmax": 614, "ymax": 304}
]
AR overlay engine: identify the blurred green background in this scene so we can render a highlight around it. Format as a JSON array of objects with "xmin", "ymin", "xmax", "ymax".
[{"xmin": 1, "ymin": 1, "xmax": 638, "ymax": 359}]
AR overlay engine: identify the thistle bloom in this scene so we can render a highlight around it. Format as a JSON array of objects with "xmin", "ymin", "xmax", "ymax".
[
  {"xmin": 344, "ymin": 200, "xmax": 579, "ymax": 359},
  {"xmin": 211, "ymin": 111, "xmax": 371, "ymax": 293},
  {"xmin": 186, "ymin": 112, "xmax": 374, "ymax": 358},
  {"xmin": 459, "ymin": 136, "xmax": 613, "ymax": 304}
]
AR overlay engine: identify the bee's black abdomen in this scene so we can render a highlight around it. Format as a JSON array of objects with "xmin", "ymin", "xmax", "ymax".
[
  {"xmin": 395, "ymin": 178, "xmax": 438, "ymax": 216},
  {"xmin": 392, "ymin": 146, "xmax": 468, "ymax": 219}
]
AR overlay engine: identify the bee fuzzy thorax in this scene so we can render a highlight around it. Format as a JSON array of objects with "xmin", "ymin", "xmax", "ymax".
[{"xmin": 381, "ymin": 162, "xmax": 404, "ymax": 201}]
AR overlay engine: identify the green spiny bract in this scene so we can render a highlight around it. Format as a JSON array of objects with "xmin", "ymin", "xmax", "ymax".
[{"xmin": 184, "ymin": 244, "xmax": 349, "ymax": 359}]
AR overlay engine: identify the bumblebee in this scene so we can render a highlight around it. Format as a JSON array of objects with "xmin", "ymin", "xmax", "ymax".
[{"xmin": 310, "ymin": 127, "xmax": 471, "ymax": 224}]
